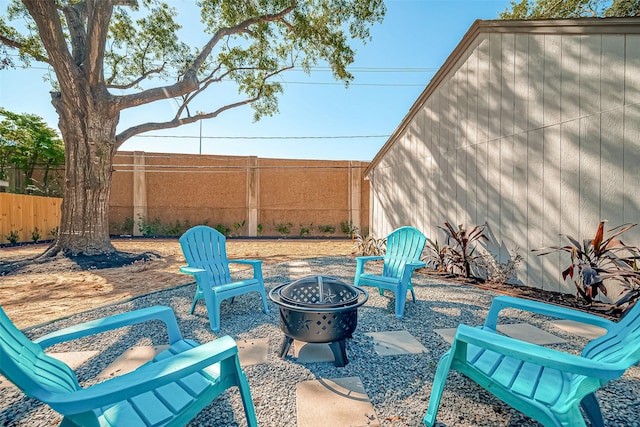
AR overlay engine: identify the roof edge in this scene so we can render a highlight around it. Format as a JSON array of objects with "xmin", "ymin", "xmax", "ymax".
[{"xmin": 364, "ymin": 17, "xmax": 640, "ymax": 177}]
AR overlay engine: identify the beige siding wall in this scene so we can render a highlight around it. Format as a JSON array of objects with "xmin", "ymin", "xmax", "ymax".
[{"xmin": 369, "ymin": 26, "xmax": 640, "ymax": 294}]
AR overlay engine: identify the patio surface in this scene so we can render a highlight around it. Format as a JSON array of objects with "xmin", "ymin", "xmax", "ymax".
[{"xmin": 1, "ymin": 256, "xmax": 638, "ymax": 426}]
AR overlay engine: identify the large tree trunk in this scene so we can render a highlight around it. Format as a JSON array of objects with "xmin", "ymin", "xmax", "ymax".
[{"xmin": 45, "ymin": 92, "xmax": 119, "ymax": 256}]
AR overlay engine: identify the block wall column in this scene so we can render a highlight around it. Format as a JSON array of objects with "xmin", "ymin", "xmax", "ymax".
[
  {"xmin": 247, "ymin": 156, "xmax": 259, "ymax": 236},
  {"xmin": 349, "ymin": 161, "xmax": 362, "ymax": 233},
  {"xmin": 133, "ymin": 151, "xmax": 147, "ymax": 236}
]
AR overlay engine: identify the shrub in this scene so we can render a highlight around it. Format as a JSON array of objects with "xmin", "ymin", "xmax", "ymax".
[
  {"xmin": 275, "ymin": 222, "xmax": 292, "ymax": 235},
  {"xmin": 214, "ymin": 224, "xmax": 231, "ymax": 236},
  {"xmin": 424, "ymin": 238, "xmax": 447, "ymax": 272},
  {"xmin": 439, "ymin": 222, "xmax": 487, "ymax": 278},
  {"xmin": 31, "ymin": 227, "xmax": 41, "ymax": 243},
  {"xmin": 481, "ymin": 247, "xmax": 524, "ymax": 284},
  {"xmin": 299, "ymin": 223, "xmax": 313, "ymax": 236},
  {"xmin": 318, "ymin": 224, "xmax": 336, "ymax": 233},
  {"xmin": 5, "ymin": 230, "xmax": 19, "ymax": 244},
  {"xmin": 137, "ymin": 215, "xmax": 163, "ymax": 237},
  {"xmin": 353, "ymin": 233, "xmax": 386, "ymax": 256},
  {"xmin": 340, "ymin": 220, "xmax": 358, "ymax": 236},
  {"xmin": 535, "ymin": 221, "xmax": 640, "ymax": 305},
  {"xmin": 232, "ymin": 220, "xmax": 246, "ymax": 237}
]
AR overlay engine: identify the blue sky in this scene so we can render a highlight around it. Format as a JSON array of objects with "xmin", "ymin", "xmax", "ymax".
[{"xmin": 0, "ymin": 0, "xmax": 512, "ymax": 161}]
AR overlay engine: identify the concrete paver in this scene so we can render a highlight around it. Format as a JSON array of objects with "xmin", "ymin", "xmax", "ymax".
[
  {"xmin": 296, "ymin": 376, "xmax": 379, "ymax": 427},
  {"xmin": 549, "ymin": 319, "xmax": 607, "ymax": 340},
  {"xmin": 365, "ymin": 330, "xmax": 427, "ymax": 355},
  {"xmin": 435, "ymin": 322, "xmax": 567, "ymax": 346}
]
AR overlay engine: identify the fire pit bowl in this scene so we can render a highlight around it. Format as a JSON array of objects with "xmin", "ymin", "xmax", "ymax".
[{"xmin": 269, "ymin": 275, "xmax": 368, "ymax": 367}]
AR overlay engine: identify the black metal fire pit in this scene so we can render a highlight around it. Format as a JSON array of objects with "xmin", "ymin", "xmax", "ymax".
[{"xmin": 269, "ymin": 275, "xmax": 368, "ymax": 367}]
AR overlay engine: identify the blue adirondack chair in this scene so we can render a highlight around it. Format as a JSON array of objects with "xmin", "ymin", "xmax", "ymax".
[
  {"xmin": 354, "ymin": 226, "xmax": 427, "ymax": 318},
  {"xmin": 0, "ymin": 305, "xmax": 258, "ymax": 427},
  {"xmin": 179, "ymin": 225, "xmax": 269, "ymax": 333},
  {"xmin": 424, "ymin": 295, "xmax": 640, "ymax": 427}
]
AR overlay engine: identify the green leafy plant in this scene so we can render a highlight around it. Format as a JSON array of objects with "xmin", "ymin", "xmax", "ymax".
[
  {"xmin": 120, "ymin": 217, "xmax": 135, "ymax": 235},
  {"xmin": 424, "ymin": 238, "xmax": 447, "ymax": 272},
  {"xmin": 48, "ymin": 226, "xmax": 59, "ymax": 238},
  {"xmin": 352, "ymin": 233, "xmax": 387, "ymax": 256},
  {"xmin": 163, "ymin": 219, "xmax": 191, "ymax": 236},
  {"xmin": 440, "ymin": 222, "xmax": 488, "ymax": 278},
  {"xmin": 257, "ymin": 223, "xmax": 263, "ymax": 236},
  {"xmin": 535, "ymin": 221, "xmax": 639, "ymax": 305},
  {"xmin": 5, "ymin": 229, "xmax": 19, "ymax": 244},
  {"xmin": 340, "ymin": 220, "xmax": 359, "ymax": 237},
  {"xmin": 31, "ymin": 227, "xmax": 40, "ymax": 243},
  {"xmin": 318, "ymin": 224, "xmax": 335, "ymax": 234},
  {"xmin": 233, "ymin": 220, "xmax": 246, "ymax": 237},
  {"xmin": 137, "ymin": 215, "xmax": 163, "ymax": 237},
  {"xmin": 275, "ymin": 222, "xmax": 292, "ymax": 236},
  {"xmin": 214, "ymin": 224, "xmax": 231, "ymax": 237},
  {"xmin": 299, "ymin": 223, "xmax": 313, "ymax": 237}
]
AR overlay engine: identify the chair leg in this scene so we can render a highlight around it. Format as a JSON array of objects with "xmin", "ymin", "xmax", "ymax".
[
  {"xmin": 395, "ymin": 294, "xmax": 406, "ymax": 319},
  {"xmin": 189, "ymin": 295, "xmax": 199, "ymax": 314},
  {"xmin": 259, "ymin": 288, "xmax": 270, "ymax": 314},
  {"xmin": 204, "ymin": 293, "xmax": 221, "ymax": 333},
  {"xmin": 580, "ymin": 393, "xmax": 604, "ymax": 427},
  {"xmin": 235, "ymin": 360, "xmax": 259, "ymax": 427},
  {"xmin": 423, "ymin": 351, "xmax": 453, "ymax": 426}
]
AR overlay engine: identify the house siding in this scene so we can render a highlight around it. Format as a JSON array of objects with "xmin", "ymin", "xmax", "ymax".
[{"xmin": 367, "ymin": 19, "xmax": 640, "ymax": 294}]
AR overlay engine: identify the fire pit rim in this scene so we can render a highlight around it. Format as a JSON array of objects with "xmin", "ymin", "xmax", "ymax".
[
  {"xmin": 278, "ymin": 275, "xmax": 361, "ymax": 308},
  {"xmin": 269, "ymin": 282, "xmax": 368, "ymax": 313}
]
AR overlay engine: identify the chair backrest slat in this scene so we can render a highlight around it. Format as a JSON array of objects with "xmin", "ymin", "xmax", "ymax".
[
  {"xmin": 583, "ymin": 302, "xmax": 640, "ymax": 368},
  {"xmin": 383, "ymin": 226, "xmax": 427, "ymax": 278},
  {"xmin": 0, "ymin": 307, "xmax": 79, "ymax": 397},
  {"xmin": 180, "ymin": 226, "xmax": 232, "ymax": 285}
]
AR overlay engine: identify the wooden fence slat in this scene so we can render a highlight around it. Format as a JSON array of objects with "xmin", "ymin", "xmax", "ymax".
[{"xmin": 0, "ymin": 194, "xmax": 62, "ymax": 244}]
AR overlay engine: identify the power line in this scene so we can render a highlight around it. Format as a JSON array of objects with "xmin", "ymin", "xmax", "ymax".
[{"xmin": 131, "ymin": 134, "xmax": 390, "ymax": 140}]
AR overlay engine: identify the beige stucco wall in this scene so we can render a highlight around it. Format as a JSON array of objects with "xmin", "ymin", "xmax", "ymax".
[
  {"xmin": 367, "ymin": 19, "xmax": 640, "ymax": 294},
  {"xmin": 110, "ymin": 152, "xmax": 369, "ymax": 237}
]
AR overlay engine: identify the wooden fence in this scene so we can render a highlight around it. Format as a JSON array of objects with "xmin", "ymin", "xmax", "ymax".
[{"xmin": 0, "ymin": 193, "xmax": 62, "ymax": 244}]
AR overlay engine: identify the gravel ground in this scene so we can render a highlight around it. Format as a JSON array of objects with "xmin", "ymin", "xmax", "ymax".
[{"xmin": 2, "ymin": 257, "xmax": 639, "ymax": 427}]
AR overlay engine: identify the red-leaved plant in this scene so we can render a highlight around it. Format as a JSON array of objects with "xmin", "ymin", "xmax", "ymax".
[
  {"xmin": 439, "ymin": 222, "xmax": 487, "ymax": 279},
  {"xmin": 535, "ymin": 221, "xmax": 639, "ymax": 306}
]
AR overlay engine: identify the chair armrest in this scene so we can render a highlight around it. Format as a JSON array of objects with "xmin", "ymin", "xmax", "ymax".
[
  {"xmin": 44, "ymin": 336, "xmax": 239, "ymax": 414},
  {"xmin": 355, "ymin": 256, "xmax": 384, "ymax": 271},
  {"xmin": 453, "ymin": 324, "xmax": 625, "ymax": 380},
  {"xmin": 179, "ymin": 266, "xmax": 206, "ymax": 275},
  {"xmin": 356, "ymin": 256, "xmax": 384, "ymax": 263},
  {"xmin": 228, "ymin": 259, "xmax": 263, "ymax": 280},
  {"xmin": 34, "ymin": 306, "xmax": 183, "ymax": 349},
  {"xmin": 483, "ymin": 295, "xmax": 615, "ymax": 331},
  {"xmin": 402, "ymin": 261, "xmax": 427, "ymax": 277},
  {"xmin": 229, "ymin": 259, "xmax": 262, "ymax": 266}
]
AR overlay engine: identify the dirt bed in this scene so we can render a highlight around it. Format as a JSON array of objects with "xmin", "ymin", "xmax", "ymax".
[{"xmin": 0, "ymin": 238, "xmax": 356, "ymax": 329}]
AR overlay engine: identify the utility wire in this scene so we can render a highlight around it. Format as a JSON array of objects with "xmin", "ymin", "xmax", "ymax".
[{"xmin": 130, "ymin": 134, "xmax": 390, "ymax": 140}]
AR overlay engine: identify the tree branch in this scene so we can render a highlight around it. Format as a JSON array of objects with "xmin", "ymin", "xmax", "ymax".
[
  {"xmin": 187, "ymin": 2, "xmax": 297, "ymax": 75},
  {"xmin": 60, "ymin": 1, "xmax": 87, "ymax": 67},
  {"xmin": 116, "ymin": 62, "xmax": 292, "ymax": 149},
  {"xmin": 0, "ymin": 33, "xmax": 50, "ymax": 64},
  {"xmin": 106, "ymin": 64, "xmax": 166, "ymax": 89},
  {"xmin": 22, "ymin": 0, "xmax": 79, "ymax": 89},
  {"xmin": 84, "ymin": 0, "xmax": 115, "ymax": 86},
  {"xmin": 116, "ymin": 3, "xmax": 296, "ymax": 111},
  {"xmin": 115, "ymin": 95, "xmax": 259, "ymax": 149}
]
